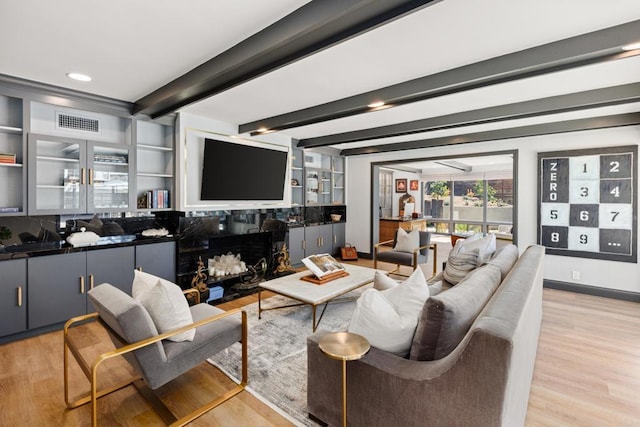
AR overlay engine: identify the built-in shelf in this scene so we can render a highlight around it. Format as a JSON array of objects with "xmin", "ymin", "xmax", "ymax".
[
  {"xmin": 0, "ymin": 163, "xmax": 23, "ymax": 168},
  {"xmin": 137, "ymin": 172, "xmax": 173, "ymax": 178},
  {"xmin": 94, "ymin": 161, "xmax": 128, "ymax": 166},
  {"xmin": 36, "ymin": 156, "xmax": 79, "ymax": 163},
  {"xmin": 36, "ymin": 185, "xmax": 66, "ymax": 189},
  {"xmin": 137, "ymin": 143, "xmax": 173, "ymax": 152}
]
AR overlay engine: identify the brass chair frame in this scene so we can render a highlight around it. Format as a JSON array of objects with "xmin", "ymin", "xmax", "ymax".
[
  {"xmin": 373, "ymin": 240, "xmax": 438, "ymax": 277},
  {"xmin": 63, "ymin": 301, "xmax": 248, "ymax": 427}
]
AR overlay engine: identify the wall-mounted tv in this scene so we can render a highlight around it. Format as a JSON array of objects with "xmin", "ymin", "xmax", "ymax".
[{"xmin": 200, "ymin": 138, "xmax": 289, "ymax": 201}]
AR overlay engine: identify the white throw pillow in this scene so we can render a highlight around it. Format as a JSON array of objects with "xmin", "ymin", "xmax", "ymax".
[
  {"xmin": 373, "ymin": 270, "xmax": 398, "ymax": 291},
  {"xmin": 348, "ymin": 268, "xmax": 429, "ymax": 356},
  {"xmin": 393, "ymin": 228, "xmax": 420, "ymax": 253},
  {"xmin": 132, "ymin": 270, "xmax": 195, "ymax": 342},
  {"xmin": 458, "ymin": 233, "xmax": 496, "ymax": 263}
]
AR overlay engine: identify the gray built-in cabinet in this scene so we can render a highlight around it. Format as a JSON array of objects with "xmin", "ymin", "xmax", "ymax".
[
  {"xmin": 28, "ymin": 248, "xmax": 135, "ymax": 329},
  {"xmin": 291, "ymin": 147, "xmax": 345, "ymax": 207},
  {"xmin": 135, "ymin": 241, "xmax": 177, "ymax": 281},
  {"xmin": 25, "ymin": 241, "xmax": 174, "ymax": 332},
  {"xmin": 287, "ymin": 222, "xmax": 345, "ymax": 265},
  {"xmin": 0, "ymin": 259, "xmax": 27, "ymax": 337},
  {"xmin": 28, "ymin": 134, "xmax": 134, "ymax": 215},
  {"xmin": 0, "ymin": 95, "xmax": 26, "ymax": 216}
]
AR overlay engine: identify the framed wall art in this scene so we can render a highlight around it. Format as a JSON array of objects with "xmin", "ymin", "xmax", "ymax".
[
  {"xmin": 410, "ymin": 180, "xmax": 419, "ymax": 191},
  {"xmin": 395, "ymin": 178, "xmax": 407, "ymax": 193},
  {"xmin": 537, "ymin": 145, "xmax": 637, "ymax": 263}
]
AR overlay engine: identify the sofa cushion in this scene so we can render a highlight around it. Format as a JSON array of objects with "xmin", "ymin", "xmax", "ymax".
[
  {"xmin": 132, "ymin": 270, "xmax": 195, "ymax": 342},
  {"xmin": 409, "ymin": 264, "xmax": 502, "ymax": 361},
  {"xmin": 349, "ymin": 268, "xmax": 429, "ymax": 356},
  {"xmin": 488, "ymin": 244, "xmax": 519, "ymax": 280},
  {"xmin": 375, "ymin": 269, "xmax": 444, "ymax": 296}
]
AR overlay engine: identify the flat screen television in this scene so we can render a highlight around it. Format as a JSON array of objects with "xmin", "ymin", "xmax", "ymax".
[{"xmin": 200, "ymin": 138, "xmax": 289, "ymax": 201}]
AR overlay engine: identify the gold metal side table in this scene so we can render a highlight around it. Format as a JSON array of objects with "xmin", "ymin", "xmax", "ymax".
[{"xmin": 318, "ymin": 332, "xmax": 370, "ymax": 427}]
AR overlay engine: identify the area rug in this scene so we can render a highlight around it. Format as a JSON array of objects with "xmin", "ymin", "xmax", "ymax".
[{"xmin": 207, "ymin": 288, "xmax": 367, "ymax": 426}]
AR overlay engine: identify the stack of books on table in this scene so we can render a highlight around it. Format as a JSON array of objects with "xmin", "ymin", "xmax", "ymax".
[{"xmin": 0, "ymin": 153, "xmax": 16, "ymax": 164}]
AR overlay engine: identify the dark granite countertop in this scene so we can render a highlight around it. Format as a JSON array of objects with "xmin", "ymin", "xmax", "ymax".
[{"xmin": 0, "ymin": 234, "xmax": 176, "ymax": 261}]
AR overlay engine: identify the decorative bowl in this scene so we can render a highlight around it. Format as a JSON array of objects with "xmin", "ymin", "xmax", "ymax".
[{"xmin": 330, "ymin": 214, "xmax": 342, "ymax": 222}]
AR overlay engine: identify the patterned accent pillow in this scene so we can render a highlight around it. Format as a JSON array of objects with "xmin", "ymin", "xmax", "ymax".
[{"xmin": 443, "ymin": 249, "xmax": 480, "ymax": 284}]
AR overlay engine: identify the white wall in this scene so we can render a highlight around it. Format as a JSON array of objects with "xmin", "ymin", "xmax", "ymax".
[
  {"xmin": 346, "ymin": 125, "xmax": 640, "ymax": 293},
  {"xmin": 176, "ymin": 112, "xmax": 293, "ymax": 210}
]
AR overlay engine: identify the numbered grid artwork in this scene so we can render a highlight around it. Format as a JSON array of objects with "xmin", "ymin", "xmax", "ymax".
[{"xmin": 538, "ymin": 146, "xmax": 637, "ymax": 263}]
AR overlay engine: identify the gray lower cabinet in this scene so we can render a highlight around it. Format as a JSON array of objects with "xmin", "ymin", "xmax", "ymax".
[
  {"xmin": 28, "ymin": 246, "xmax": 138, "ymax": 330},
  {"xmin": 288, "ymin": 227, "xmax": 306, "ymax": 265},
  {"xmin": 86, "ymin": 246, "xmax": 135, "ymax": 311},
  {"xmin": 332, "ymin": 222, "xmax": 346, "ymax": 255},
  {"xmin": 0, "ymin": 259, "xmax": 27, "ymax": 337},
  {"xmin": 28, "ymin": 252, "xmax": 87, "ymax": 329},
  {"xmin": 310, "ymin": 224, "xmax": 333, "ymax": 255},
  {"xmin": 135, "ymin": 241, "xmax": 176, "ymax": 282}
]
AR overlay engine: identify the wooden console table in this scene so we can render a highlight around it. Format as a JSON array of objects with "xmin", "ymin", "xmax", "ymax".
[{"xmin": 379, "ymin": 217, "xmax": 428, "ymax": 245}]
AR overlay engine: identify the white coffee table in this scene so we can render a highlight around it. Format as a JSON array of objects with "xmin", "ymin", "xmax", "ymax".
[{"xmin": 258, "ymin": 263, "xmax": 380, "ymax": 332}]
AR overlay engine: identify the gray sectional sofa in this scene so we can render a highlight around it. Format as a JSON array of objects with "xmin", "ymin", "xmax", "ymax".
[{"xmin": 307, "ymin": 244, "xmax": 544, "ymax": 426}]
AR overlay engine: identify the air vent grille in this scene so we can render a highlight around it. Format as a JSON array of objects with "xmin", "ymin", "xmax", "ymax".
[{"xmin": 56, "ymin": 113, "xmax": 100, "ymax": 133}]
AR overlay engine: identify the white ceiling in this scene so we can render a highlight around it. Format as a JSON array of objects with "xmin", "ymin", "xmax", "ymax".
[{"xmin": 1, "ymin": 0, "xmax": 640, "ymax": 152}]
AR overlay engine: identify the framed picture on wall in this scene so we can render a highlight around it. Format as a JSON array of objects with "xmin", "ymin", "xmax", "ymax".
[
  {"xmin": 410, "ymin": 180, "xmax": 419, "ymax": 191},
  {"xmin": 395, "ymin": 178, "xmax": 407, "ymax": 193},
  {"xmin": 537, "ymin": 145, "xmax": 637, "ymax": 263}
]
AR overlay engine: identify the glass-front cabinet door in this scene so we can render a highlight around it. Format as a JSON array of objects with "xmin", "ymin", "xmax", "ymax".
[
  {"xmin": 88, "ymin": 142, "xmax": 132, "ymax": 212},
  {"xmin": 28, "ymin": 134, "xmax": 86, "ymax": 214},
  {"xmin": 28, "ymin": 134, "xmax": 132, "ymax": 214}
]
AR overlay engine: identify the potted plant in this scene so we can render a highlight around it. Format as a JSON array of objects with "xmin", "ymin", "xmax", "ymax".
[
  {"xmin": 429, "ymin": 181, "xmax": 449, "ymax": 218},
  {"xmin": 0, "ymin": 225, "xmax": 12, "ymax": 248}
]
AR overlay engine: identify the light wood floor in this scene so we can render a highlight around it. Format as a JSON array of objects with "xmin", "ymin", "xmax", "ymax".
[{"xmin": 1, "ymin": 256, "xmax": 639, "ymax": 426}]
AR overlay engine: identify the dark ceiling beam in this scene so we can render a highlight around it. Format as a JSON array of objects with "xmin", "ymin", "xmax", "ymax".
[
  {"xmin": 240, "ymin": 19, "xmax": 640, "ymax": 135},
  {"xmin": 340, "ymin": 113, "xmax": 640, "ymax": 156},
  {"xmin": 297, "ymin": 81, "xmax": 640, "ymax": 147},
  {"xmin": 133, "ymin": 0, "xmax": 440, "ymax": 118}
]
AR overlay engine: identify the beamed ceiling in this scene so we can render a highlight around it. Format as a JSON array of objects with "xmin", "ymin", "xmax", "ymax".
[{"xmin": 1, "ymin": 0, "xmax": 640, "ymax": 156}]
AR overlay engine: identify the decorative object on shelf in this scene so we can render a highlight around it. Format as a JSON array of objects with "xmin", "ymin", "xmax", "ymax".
[
  {"xmin": 0, "ymin": 153, "xmax": 16, "ymax": 164},
  {"xmin": 291, "ymin": 178, "xmax": 299, "ymax": 186},
  {"xmin": 66, "ymin": 227, "xmax": 100, "ymax": 247},
  {"xmin": 395, "ymin": 178, "xmax": 407, "ymax": 193},
  {"xmin": 410, "ymin": 180, "xmax": 419, "ymax": 191},
  {"xmin": 330, "ymin": 214, "xmax": 342, "ymax": 222},
  {"xmin": 235, "ymin": 257, "xmax": 268, "ymax": 291},
  {"xmin": 208, "ymin": 253, "xmax": 248, "ymax": 277},
  {"xmin": 340, "ymin": 243, "xmax": 358, "ymax": 261},
  {"xmin": 191, "ymin": 256, "xmax": 208, "ymax": 293},
  {"xmin": 141, "ymin": 227, "xmax": 169, "ymax": 237},
  {"xmin": 273, "ymin": 242, "xmax": 296, "ymax": 275}
]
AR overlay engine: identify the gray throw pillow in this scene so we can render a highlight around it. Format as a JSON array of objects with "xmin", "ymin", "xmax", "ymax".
[
  {"xmin": 443, "ymin": 248, "xmax": 480, "ymax": 284},
  {"xmin": 409, "ymin": 264, "xmax": 502, "ymax": 361}
]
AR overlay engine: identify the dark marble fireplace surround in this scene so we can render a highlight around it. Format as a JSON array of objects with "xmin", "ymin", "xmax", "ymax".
[{"xmin": 0, "ymin": 205, "xmax": 346, "ymax": 289}]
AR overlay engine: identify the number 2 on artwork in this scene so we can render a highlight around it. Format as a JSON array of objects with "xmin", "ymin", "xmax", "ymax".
[{"xmin": 610, "ymin": 161, "xmax": 620, "ymax": 173}]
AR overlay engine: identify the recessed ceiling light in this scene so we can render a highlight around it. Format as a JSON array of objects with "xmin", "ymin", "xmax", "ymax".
[
  {"xmin": 66, "ymin": 72, "xmax": 92, "ymax": 82},
  {"xmin": 621, "ymin": 42, "xmax": 640, "ymax": 51},
  {"xmin": 257, "ymin": 127, "xmax": 270, "ymax": 133},
  {"xmin": 367, "ymin": 101, "xmax": 385, "ymax": 108}
]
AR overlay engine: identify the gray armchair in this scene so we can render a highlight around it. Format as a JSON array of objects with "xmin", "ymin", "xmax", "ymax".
[
  {"xmin": 63, "ymin": 283, "xmax": 247, "ymax": 427},
  {"xmin": 374, "ymin": 231, "xmax": 437, "ymax": 276}
]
